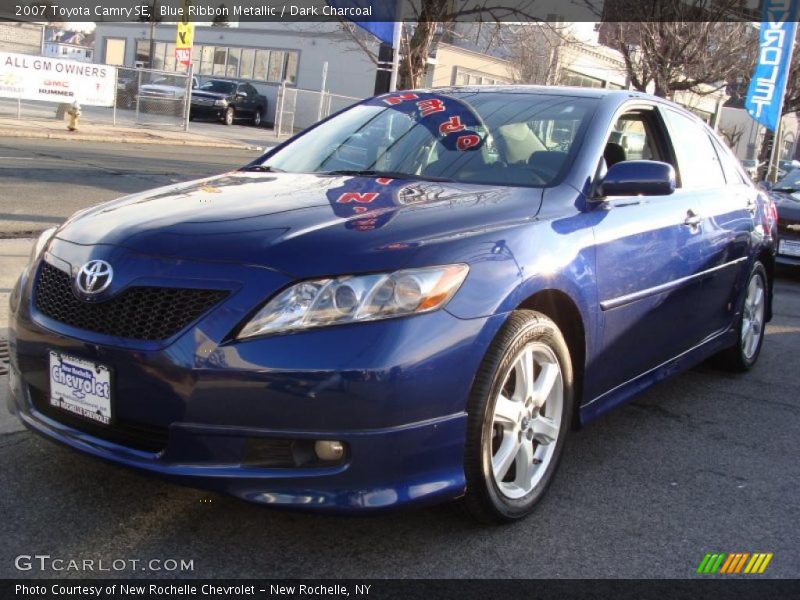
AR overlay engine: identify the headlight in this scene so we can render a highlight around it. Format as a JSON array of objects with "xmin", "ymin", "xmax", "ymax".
[
  {"xmin": 237, "ymin": 264, "xmax": 469, "ymax": 339},
  {"xmin": 21, "ymin": 227, "xmax": 57, "ymax": 279},
  {"xmin": 214, "ymin": 99, "xmax": 228, "ymax": 107},
  {"xmin": 28, "ymin": 227, "xmax": 57, "ymax": 265}
]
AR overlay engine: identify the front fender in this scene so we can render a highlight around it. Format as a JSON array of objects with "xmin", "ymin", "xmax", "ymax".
[{"xmin": 445, "ymin": 215, "xmax": 598, "ymax": 324}]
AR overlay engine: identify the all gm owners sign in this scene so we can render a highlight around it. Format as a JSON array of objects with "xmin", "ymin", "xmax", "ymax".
[{"xmin": 0, "ymin": 52, "xmax": 116, "ymax": 106}]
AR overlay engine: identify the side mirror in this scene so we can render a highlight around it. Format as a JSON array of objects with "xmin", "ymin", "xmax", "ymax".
[
  {"xmin": 236, "ymin": 91, "xmax": 247, "ymax": 99},
  {"xmin": 598, "ymin": 160, "xmax": 676, "ymax": 197}
]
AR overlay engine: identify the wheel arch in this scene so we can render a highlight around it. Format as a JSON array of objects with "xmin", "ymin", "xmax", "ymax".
[
  {"xmin": 516, "ymin": 288, "xmax": 587, "ymax": 430},
  {"xmin": 757, "ymin": 247, "xmax": 775, "ymax": 322}
]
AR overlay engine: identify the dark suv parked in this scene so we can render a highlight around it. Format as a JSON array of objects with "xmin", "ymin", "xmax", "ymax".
[{"xmin": 190, "ymin": 79, "xmax": 268, "ymax": 126}]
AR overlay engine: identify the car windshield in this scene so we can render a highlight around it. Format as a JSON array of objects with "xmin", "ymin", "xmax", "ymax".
[
  {"xmin": 200, "ymin": 80, "xmax": 236, "ymax": 93},
  {"xmin": 253, "ymin": 91, "xmax": 597, "ymax": 187},
  {"xmin": 774, "ymin": 168, "xmax": 800, "ymax": 191},
  {"xmin": 150, "ymin": 77, "xmax": 180, "ymax": 87}
]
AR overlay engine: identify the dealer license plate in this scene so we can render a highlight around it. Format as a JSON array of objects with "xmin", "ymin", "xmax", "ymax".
[
  {"xmin": 779, "ymin": 239, "xmax": 800, "ymax": 258},
  {"xmin": 48, "ymin": 352, "xmax": 112, "ymax": 425}
]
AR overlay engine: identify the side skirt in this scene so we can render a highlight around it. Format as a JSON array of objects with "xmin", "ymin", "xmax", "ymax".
[{"xmin": 578, "ymin": 328, "xmax": 737, "ymax": 426}]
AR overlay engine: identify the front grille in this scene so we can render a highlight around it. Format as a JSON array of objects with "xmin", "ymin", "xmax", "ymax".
[
  {"xmin": 34, "ymin": 262, "xmax": 228, "ymax": 341},
  {"xmin": 29, "ymin": 387, "xmax": 168, "ymax": 453}
]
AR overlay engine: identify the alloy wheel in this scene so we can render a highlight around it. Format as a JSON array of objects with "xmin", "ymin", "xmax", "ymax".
[
  {"xmin": 487, "ymin": 342, "xmax": 564, "ymax": 500},
  {"xmin": 741, "ymin": 272, "xmax": 765, "ymax": 360}
]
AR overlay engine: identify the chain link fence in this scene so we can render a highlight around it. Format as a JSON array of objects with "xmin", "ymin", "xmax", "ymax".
[
  {"xmin": 129, "ymin": 67, "xmax": 194, "ymax": 129},
  {"xmin": 0, "ymin": 66, "xmax": 193, "ymax": 130},
  {"xmin": 275, "ymin": 85, "xmax": 360, "ymax": 137}
]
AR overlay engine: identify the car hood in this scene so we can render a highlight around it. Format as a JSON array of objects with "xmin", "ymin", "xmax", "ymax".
[
  {"xmin": 55, "ymin": 172, "xmax": 543, "ymax": 277},
  {"xmin": 192, "ymin": 90, "xmax": 230, "ymax": 100},
  {"xmin": 139, "ymin": 84, "xmax": 182, "ymax": 94}
]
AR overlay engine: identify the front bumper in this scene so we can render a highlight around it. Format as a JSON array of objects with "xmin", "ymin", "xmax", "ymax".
[
  {"xmin": 9, "ymin": 246, "xmax": 505, "ymax": 511},
  {"xmin": 190, "ymin": 104, "xmax": 226, "ymax": 120}
]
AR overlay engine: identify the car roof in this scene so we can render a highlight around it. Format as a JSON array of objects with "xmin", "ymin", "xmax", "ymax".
[
  {"xmin": 412, "ymin": 84, "xmax": 710, "ymax": 127},
  {"xmin": 421, "ymin": 84, "xmax": 633, "ymax": 99}
]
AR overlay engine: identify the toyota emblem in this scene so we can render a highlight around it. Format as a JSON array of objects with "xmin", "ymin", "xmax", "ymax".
[{"xmin": 76, "ymin": 260, "xmax": 113, "ymax": 295}]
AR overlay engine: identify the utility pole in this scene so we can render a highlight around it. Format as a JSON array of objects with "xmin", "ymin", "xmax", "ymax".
[{"xmin": 148, "ymin": 0, "xmax": 159, "ymax": 69}]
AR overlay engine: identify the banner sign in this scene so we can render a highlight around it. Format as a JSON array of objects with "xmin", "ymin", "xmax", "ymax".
[
  {"xmin": 745, "ymin": 0, "xmax": 800, "ymax": 131},
  {"xmin": 0, "ymin": 52, "xmax": 116, "ymax": 106},
  {"xmin": 175, "ymin": 21, "xmax": 195, "ymax": 68}
]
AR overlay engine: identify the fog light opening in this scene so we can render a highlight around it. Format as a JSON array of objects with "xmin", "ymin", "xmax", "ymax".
[{"xmin": 314, "ymin": 440, "xmax": 345, "ymax": 462}]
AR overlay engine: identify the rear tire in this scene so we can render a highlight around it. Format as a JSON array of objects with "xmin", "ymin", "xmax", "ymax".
[
  {"xmin": 463, "ymin": 310, "xmax": 573, "ymax": 523},
  {"xmin": 714, "ymin": 261, "xmax": 768, "ymax": 372},
  {"xmin": 223, "ymin": 106, "xmax": 235, "ymax": 126},
  {"xmin": 252, "ymin": 109, "xmax": 262, "ymax": 127}
]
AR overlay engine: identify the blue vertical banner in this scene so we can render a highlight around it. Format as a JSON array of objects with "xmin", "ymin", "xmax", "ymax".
[{"xmin": 745, "ymin": 0, "xmax": 800, "ymax": 131}]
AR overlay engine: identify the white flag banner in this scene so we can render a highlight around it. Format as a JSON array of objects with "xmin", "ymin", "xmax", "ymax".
[{"xmin": 0, "ymin": 52, "xmax": 117, "ymax": 107}]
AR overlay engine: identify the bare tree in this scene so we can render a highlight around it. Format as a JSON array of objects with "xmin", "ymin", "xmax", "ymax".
[
  {"xmin": 334, "ymin": 0, "xmax": 545, "ymax": 90},
  {"xmin": 603, "ymin": 22, "xmax": 757, "ymax": 98},
  {"xmin": 719, "ymin": 124, "xmax": 744, "ymax": 150},
  {"xmin": 334, "ymin": 20, "xmax": 381, "ymax": 65},
  {"xmin": 502, "ymin": 23, "xmax": 570, "ymax": 85},
  {"xmin": 595, "ymin": 1, "xmax": 759, "ymax": 98}
]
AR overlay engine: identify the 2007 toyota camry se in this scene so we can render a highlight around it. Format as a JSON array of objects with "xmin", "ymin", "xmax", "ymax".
[{"xmin": 7, "ymin": 87, "xmax": 778, "ymax": 522}]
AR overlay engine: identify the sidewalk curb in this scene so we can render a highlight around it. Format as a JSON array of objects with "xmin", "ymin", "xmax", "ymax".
[{"xmin": 0, "ymin": 128, "xmax": 250, "ymax": 150}]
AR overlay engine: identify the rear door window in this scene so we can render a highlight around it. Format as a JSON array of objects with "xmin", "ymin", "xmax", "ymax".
[{"xmin": 662, "ymin": 109, "xmax": 726, "ymax": 189}]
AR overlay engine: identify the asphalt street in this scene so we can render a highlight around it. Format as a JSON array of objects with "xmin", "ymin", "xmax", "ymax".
[
  {"xmin": 0, "ymin": 138, "xmax": 262, "ymax": 235},
  {"xmin": 0, "ymin": 138, "xmax": 798, "ymax": 579}
]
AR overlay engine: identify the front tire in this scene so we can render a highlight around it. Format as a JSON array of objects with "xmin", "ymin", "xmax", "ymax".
[
  {"xmin": 252, "ymin": 109, "xmax": 262, "ymax": 127},
  {"xmin": 223, "ymin": 106, "xmax": 235, "ymax": 126},
  {"xmin": 715, "ymin": 261, "xmax": 768, "ymax": 371},
  {"xmin": 463, "ymin": 310, "xmax": 573, "ymax": 523}
]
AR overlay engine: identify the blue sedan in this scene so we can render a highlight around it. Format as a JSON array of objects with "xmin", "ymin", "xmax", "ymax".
[{"xmin": 7, "ymin": 87, "xmax": 778, "ymax": 522}]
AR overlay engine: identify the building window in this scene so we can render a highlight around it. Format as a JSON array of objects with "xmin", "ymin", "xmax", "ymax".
[
  {"xmin": 452, "ymin": 67, "xmax": 510, "ymax": 87},
  {"xmin": 104, "ymin": 38, "xmax": 126, "ymax": 66},
  {"xmin": 226, "ymin": 47, "xmax": 240, "ymax": 77},
  {"xmin": 164, "ymin": 43, "xmax": 176, "ymax": 72},
  {"xmin": 267, "ymin": 50, "xmax": 284, "ymax": 82},
  {"xmin": 200, "ymin": 46, "xmax": 214, "ymax": 75},
  {"xmin": 132, "ymin": 40, "xmax": 298, "ymax": 84},
  {"xmin": 254, "ymin": 49, "xmax": 270, "ymax": 80},
  {"xmin": 560, "ymin": 70, "xmax": 604, "ymax": 89},
  {"xmin": 135, "ymin": 39, "xmax": 149, "ymax": 65},
  {"xmin": 284, "ymin": 51, "xmax": 298, "ymax": 84},
  {"xmin": 240, "ymin": 48, "xmax": 255, "ymax": 80},
  {"xmin": 152, "ymin": 42, "xmax": 166, "ymax": 70},
  {"xmin": 212, "ymin": 47, "xmax": 227, "ymax": 75},
  {"xmin": 191, "ymin": 44, "xmax": 202, "ymax": 74}
]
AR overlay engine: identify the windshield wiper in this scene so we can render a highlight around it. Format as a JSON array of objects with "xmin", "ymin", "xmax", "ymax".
[
  {"xmin": 241, "ymin": 165, "xmax": 286, "ymax": 173},
  {"xmin": 319, "ymin": 169, "xmax": 455, "ymax": 182}
]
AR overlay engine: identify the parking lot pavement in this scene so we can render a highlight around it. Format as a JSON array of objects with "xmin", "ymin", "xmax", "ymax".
[{"xmin": 0, "ymin": 263, "xmax": 798, "ymax": 578}]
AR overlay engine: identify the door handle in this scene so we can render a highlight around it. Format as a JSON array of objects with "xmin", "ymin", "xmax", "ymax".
[{"xmin": 684, "ymin": 210, "xmax": 703, "ymax": 227}]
